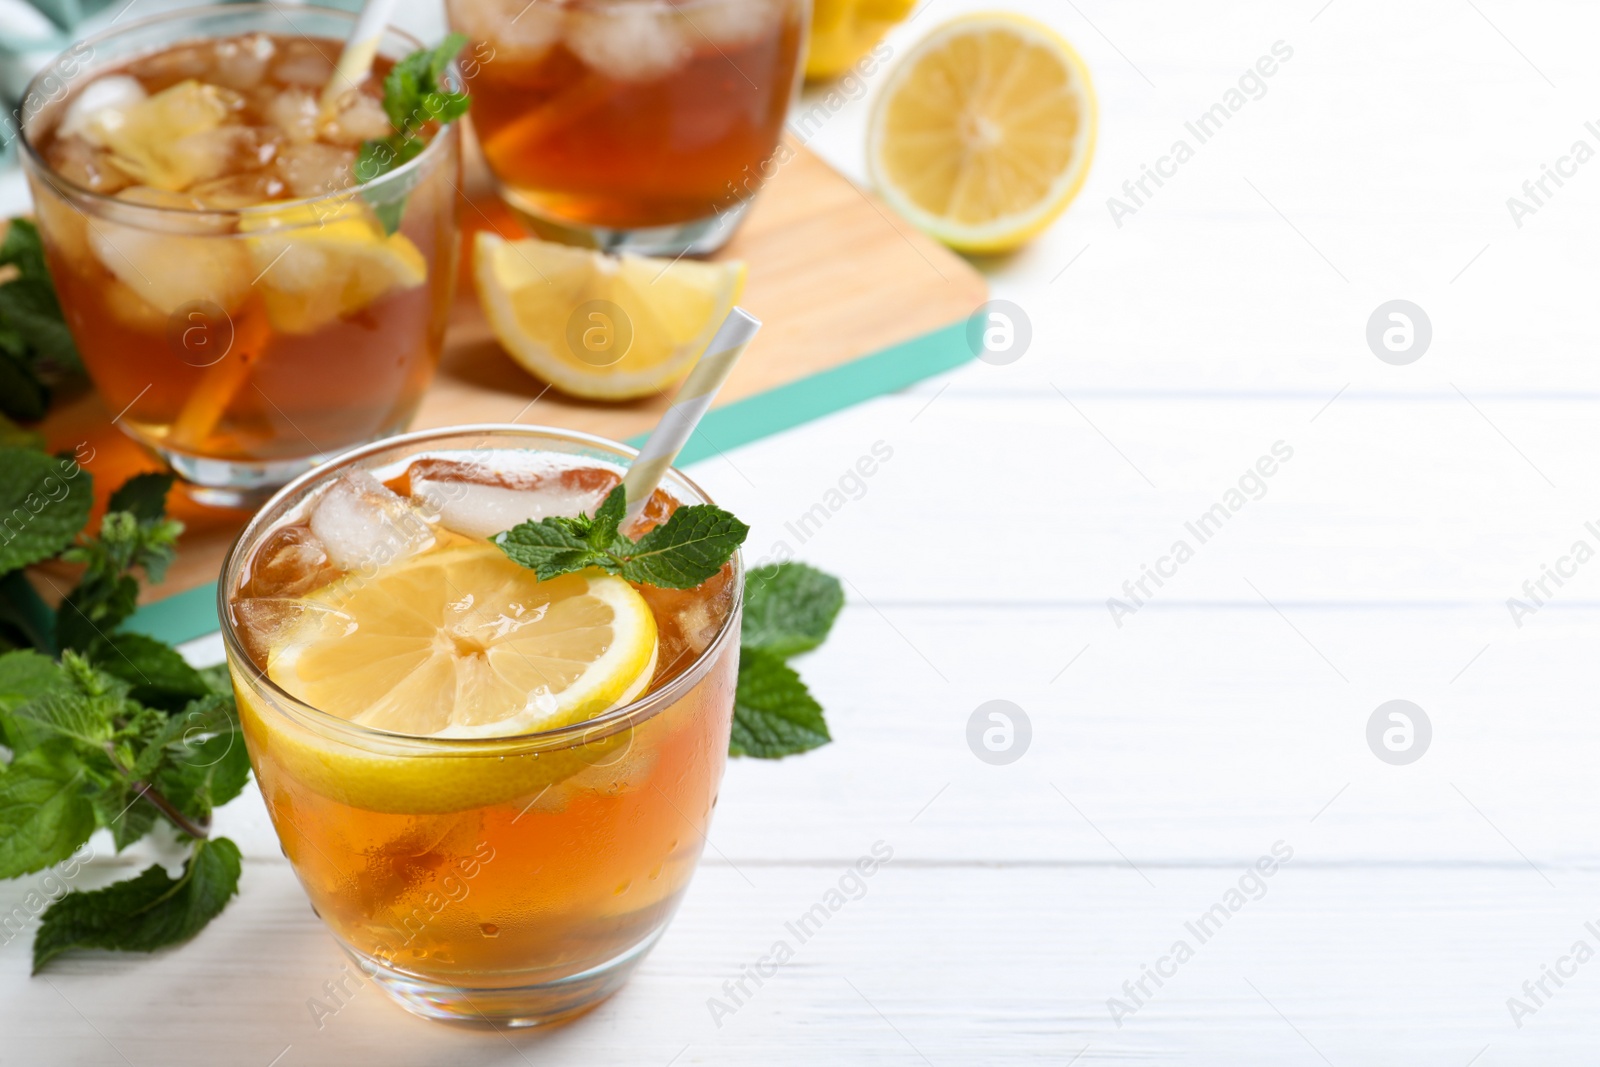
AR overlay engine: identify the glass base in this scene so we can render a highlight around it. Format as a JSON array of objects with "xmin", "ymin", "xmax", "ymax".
[
  {"xmin": 499, "ymin": 186, "xmax": 751, "ymax": 257},
  {"xmin": 159, "ymin": 447, "xmax": 321, "ymax": 511},
  {"xmin": 342, "ymin": 928, "xmax": 665, "ymax": 1028}
]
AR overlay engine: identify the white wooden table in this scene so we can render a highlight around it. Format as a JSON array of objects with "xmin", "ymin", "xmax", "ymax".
[{"xmin": 7, "ymin": 0, "xmax": 1600, "ymax": 1062}]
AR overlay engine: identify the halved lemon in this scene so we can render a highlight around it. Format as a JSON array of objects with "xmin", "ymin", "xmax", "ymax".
[
  {"xmin": 241, "ymin": 541, "xmax": 659, "ymax": 814},
  {"xmin": 867, "ymin": 14, "xmax": 1097, "ymax": 253},
  {"xmin": 240, "ymin": 200, "xmax": 427, "ymax": 334},
  {"xmin": 474, "ymin": 231, "xmax": 744, "ymax": 400}
]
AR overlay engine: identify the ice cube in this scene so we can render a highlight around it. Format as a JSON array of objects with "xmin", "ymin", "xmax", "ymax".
[
  {"xmin": 407, "ymin": 459, "xmax": 616, "ymax": 540},
  {"xmin": 43, "ymin": 134, "xmax": 131, "ymax": 195},
  {"xmin": 166, "ymin": 125, "xmax": 280, "ymax": 189},
  {"xmin": 566, "ymin": 7, "xmax": 689, "ymax": 81},
  {"xmin": 57, "ymin": 75, "xmax": 147, "ymax": 140},
  {"xmin": 691, "ymin": 0, "xmax": 782, "ymax": 47},
  {"xmin": 206, "ymin": 34, "xmax": 275, "ymax": 92},
  {"xmin": 263, "ymin": 88, "xmax": 319, "ymax": 145},
  {"xmin": 447, "ymin": 0, "xmax": 565, "ymax": 62},
  {"xmin": 309, "ymin": 470, "xmax": 436, "ymax": 573},
  {"xmin": 244, "ymin": 523, "xmax": 337, "ymax": 598},
  {"xmin": 189, "ymin": 169, "xmax": 287, "ymax": 209},
  {"xmin": 232, "ymin": 597, "xmax": 355, "ymax": 669},
  {"xmin": 84, "ymin": 80, "xmax": 242, "ymax": 191},
  {"xmin": 26, "ymin": 179, "xmax": 94, "ymax": 273},
  {"xmin": 636, "ymin": 565, "xmax": 735, "ymax": 681},
  {"xmin": 275, "ymin": 141, "xmax": 356, "ymax": 199},
  {"xmin": 87, "ymin": 186, "xmax": 252, "ymax": 315},
  {"xmin": 270, "ymin": 40, "xmax": 335, "ymax": 87},
  {"xmin": 103, "ymin": 279, "xmax": 166, "ymax": 333},
  {"xmin": 126, "ymin": 43, "xmax": 210, "ymax": 84},
  {"xmin": 318, "ymin": 91, "xmax": 394, "ymax": 146}
]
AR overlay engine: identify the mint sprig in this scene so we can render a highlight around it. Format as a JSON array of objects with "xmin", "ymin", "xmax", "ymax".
[
  {"xmin": 356, "ymin": 34, "xmax": 471, "ymax": 235},
  {"xmin": 0, "ymin": 452, "xmax": 246, "ymax": 971},
  {"xmin": 496, "ymin": 488, "xmax": 840, "ymax": 759},
  {"xmin": 495, "ymin": 484, "xmax": 751, "ymax": 590}
]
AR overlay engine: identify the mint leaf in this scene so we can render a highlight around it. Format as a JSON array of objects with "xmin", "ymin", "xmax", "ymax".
[
  {"xmin": 0, "ymin": 345, "xmax": 48, "ymax": 420},
  {"xmin": 742, "ymin": 563, "xmax": 843, "ymax": 657},
  {"xmin": 5, "ymin": 690, "xmax": 116, "ymax": 753},
  {"xmin": 106, "ymin": 472, "xmax": 173, "ymax": 523},
  {"xmin": 33, "ymin": 836, "xmax": 242, "ymax": 972},
  {"xmin": 196, "ymin": 662, "xmax": 233, "ymax": 697},
  {"xmin": 618, "ymin": 505, "xmax": 749, "ymax": 589},
  {"xmin": 496, "ymin": 488, "xmax": 747, "ymax": 589},
  {"xmin": 0, "ymin": 649, "xmax": 68, "ymax": 714},
  {"xmin": 0, "ymin": 746, "xmax": 94, "ymax": 878},
  {"xmin": 358, "ymin": 35, "xmax": 470, "ymax": 235},
  {"xmin": 88, "ymin": 781, "xmax": 159, "ymax": 852},
  {"xmin": 156, "ymin": 732, "xmax": 250, "ymax": 825},
  {"xmin": 0, "ymin": 218, "xmax": 48, "ymax": 279},
  {"xmin": 90, "ymin": 632, "xmax": 209, "ymax": 710},
  {"xmin": 382, "ymin": 33, "xmax": 468, "ymax": 131},
  {"xmin": 590, "ymin": 484, "xmax": 627, "ymax": 549},
  {"xmin": 0, "ymin": 447, "xmax": 92, "ymax": 573},
  {"xmin": 55, "ymin": 576, "xmax": 137, "ymax": 654},
  {"xmin": 0, "ymin": 280, "xmax": 78, "ymax": 374},
  {"xmin": 495, "ymin": 521, "xmax": 610, "ymax": 581},
  {"xmin": 729, "ymin": 648, "xmax": 830, "ymax": 759},
  {"xmin": 0, "ymin": 219, "xmax": 80, "ymax": 383}
]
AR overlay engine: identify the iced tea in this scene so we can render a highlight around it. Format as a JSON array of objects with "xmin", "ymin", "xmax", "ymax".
[
  {"xmin": 448, "ymin": 0, "xmax": 807, "ymax": 252},
  {"xmin": 221, "ymin": 426, "xmax": 740, "ymax": 1025},
  {"xmin": 20, "ymin": 6, "xmax": 461, "ymax": 503}
]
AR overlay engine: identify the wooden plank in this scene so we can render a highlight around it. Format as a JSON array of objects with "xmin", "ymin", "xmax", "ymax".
[{"xmin": 5, "ymin": 862, "xmax": 1596, "ymax": 1065}]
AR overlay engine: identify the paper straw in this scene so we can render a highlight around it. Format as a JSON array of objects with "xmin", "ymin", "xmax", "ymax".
[
  {"xmin": 621, "ymin": 307, "xmax": 762, "ymax": 525},
  {"xmin": 318, "ymin": 0, "xmax": 400, "ymax": 119}
]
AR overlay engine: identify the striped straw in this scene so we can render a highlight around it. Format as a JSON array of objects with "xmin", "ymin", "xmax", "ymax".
[
  {"xmin": 621, "ymin": 307, "xmax": 762, "ymax": 525},
  {"xmin": 317, "ymin": 0, "xmax": 400, "ymax": 120}
]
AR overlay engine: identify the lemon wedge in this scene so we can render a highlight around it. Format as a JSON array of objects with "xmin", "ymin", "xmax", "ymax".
[
  {"xmin": 806, "ymin": 0, "xmax": 915, "ymax": 81},
  {"xmin": 867, "ymin": 14, "xmax": 1097, "ymax": 253},
  {"xmin": 474, "ymin": 231, "xmax": 744, "ymax": 400},
  {"xmin": 240, "ymin": 200, "xmax": 427, "ymax": 333}
]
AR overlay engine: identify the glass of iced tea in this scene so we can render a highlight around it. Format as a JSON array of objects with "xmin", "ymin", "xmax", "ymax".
[
  {"xmin": 220, "ymin": 424, "xmax": 740, "ymax": 1025},
  {"xmin": 19, "ymin": 5, "xmax": 461, "ymax": 506},
  {"xmin": 448, "ymin": 0, "xmax": 808, "ymax": 254}
]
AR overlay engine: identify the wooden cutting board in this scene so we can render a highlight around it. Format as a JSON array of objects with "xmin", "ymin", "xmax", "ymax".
[{"xmin": 36, "ymin": 139, "xmax": 988, "ymax": 614}]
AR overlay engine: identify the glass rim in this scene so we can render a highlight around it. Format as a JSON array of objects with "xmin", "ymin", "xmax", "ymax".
[
  {"xmin": 217, "ymin": 422, "xmax": 745, "ymax": 755},
  {"xmin": 17, "ymin": 2, "xmax": 456, "ymax": 219}
]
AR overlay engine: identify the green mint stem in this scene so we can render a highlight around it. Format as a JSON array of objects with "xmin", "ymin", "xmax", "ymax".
[{"xmin": 131, "ymin": 779, "xmax": 208, "ymax": 841}]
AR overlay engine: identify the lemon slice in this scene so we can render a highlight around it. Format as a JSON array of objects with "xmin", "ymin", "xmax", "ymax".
[
  {"xmin": 241, "ymin": 542, "xmax": 660, "ymax": 815},
  {"xmin": 867, "ymin": 14, "xmax": 1097, "ymax": 253},
  {"xmin": 474, "ymin": 231, "xmax": 744, "ymax": 400},
  {"xmin": 268, "ymin": 542, "xmax": 658, "ymax": 738},
  {"xmin": 240, "ymin": 200, "xmax": 427, "ymax": 334}
]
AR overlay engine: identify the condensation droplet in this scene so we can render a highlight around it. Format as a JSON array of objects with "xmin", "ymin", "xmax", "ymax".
[
  {"xmin": 614, "ymin": 880, "xmax": 632, "ymax": 896},
  {"xmin": 481, "ymin": 923, "xmax": 500, "ymax": 938}
]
